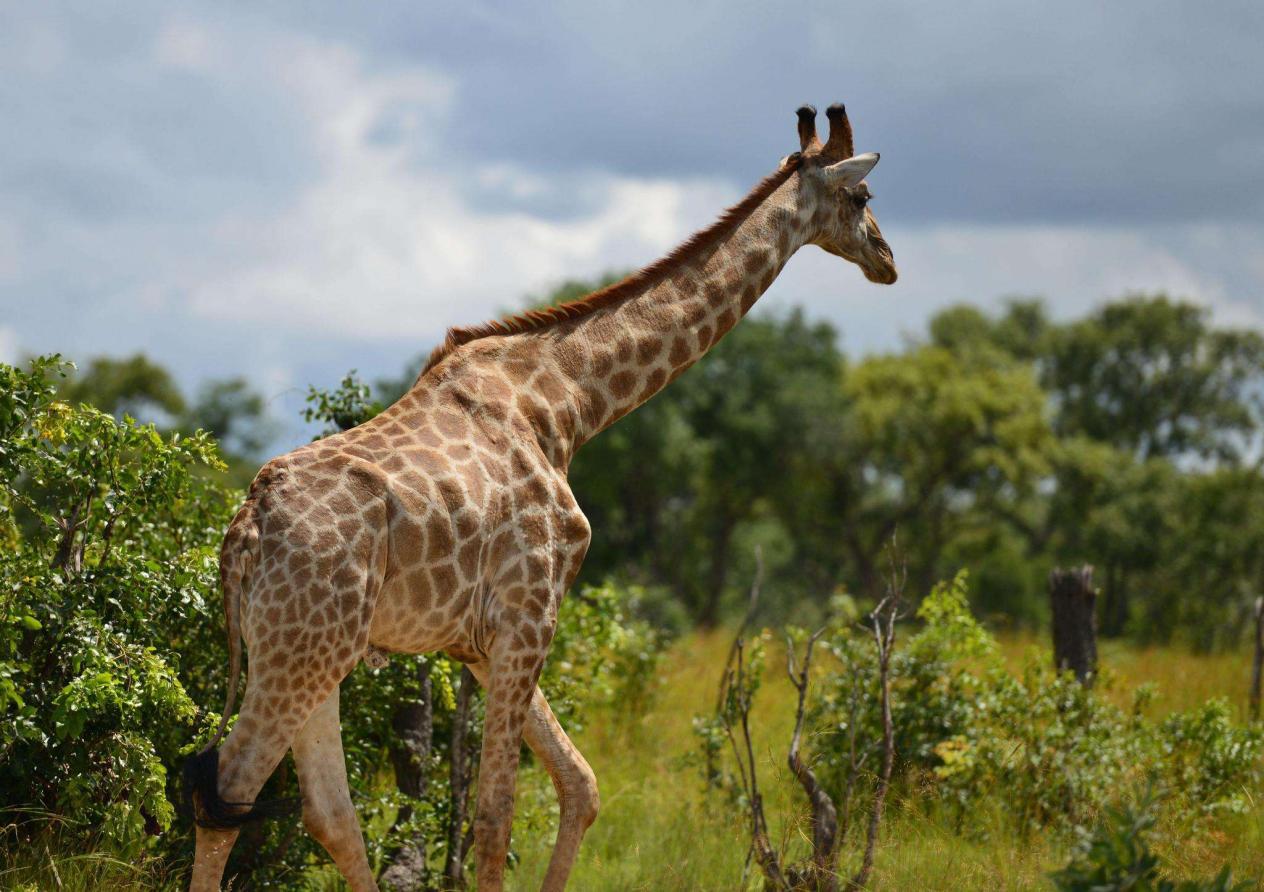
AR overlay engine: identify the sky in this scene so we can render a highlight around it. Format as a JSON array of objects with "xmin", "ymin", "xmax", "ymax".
[{"xmin": 2, "ymin": 2, "xmax": 1262, "ymax": 446}]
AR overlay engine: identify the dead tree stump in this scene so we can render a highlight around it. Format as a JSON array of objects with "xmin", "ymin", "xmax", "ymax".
[{"xmin": 1050, "ymin": 565, "xmax": 1098, "ymax": 686}]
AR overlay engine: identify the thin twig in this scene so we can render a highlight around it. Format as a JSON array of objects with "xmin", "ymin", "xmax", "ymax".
[
  {"xmin": 786, "ymin": 626, "xmax": 840, "ymax": 891},
  {"xmin": 717, "ymin": 545, "xmax": 765, "ymax": 713},
  {"xmin": 714, "ymin": 548, "xmax": 789, "ymax": 890},
  {"xmin": 849, "ymin": 538, "xmax": 905, "ymax": 890}
]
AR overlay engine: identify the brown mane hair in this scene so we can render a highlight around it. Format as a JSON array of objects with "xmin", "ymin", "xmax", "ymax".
[{"xmin": 421, "ymin": 154, "xmax": 804, "ymax": 374}]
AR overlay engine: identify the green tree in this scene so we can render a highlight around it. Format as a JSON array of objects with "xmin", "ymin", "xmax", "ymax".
[
  {"xmin": 58, "ymin": 353, "xmax": 275, "ymax": 483},
  {"xmin": 1043, "ymin": 296, "xmax": 1264, "ymax": 461},
  {"xmin": 928, "ymin": 297, "xmax": 1051, "ymax": 364},
  {"xmin": 930, "ymin": 296, "xmax": 1264, "ymax": 640},
  {"xmin": 834, "ymin": 344, "xmax": 1052, "ymax": 601},
  {"xmin": 187, "ymin": 377, "xmax": 274, "ymax": 458}
]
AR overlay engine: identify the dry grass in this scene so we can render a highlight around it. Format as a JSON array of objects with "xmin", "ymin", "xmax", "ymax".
[{"xmin": 996, "ymin": 632, "xmax": 1256, "ymax": 718}]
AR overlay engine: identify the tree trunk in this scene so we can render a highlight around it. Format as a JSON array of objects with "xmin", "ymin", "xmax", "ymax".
[
  {"xmin": 1049, "ymin": 565, "xmax": 1098, "ymax": 686},
  {"xmin": 698, "ymin": 512, "xmax": 735, "ymax": 628},
  {"xmin": 1098, "ymin": 564, "xmax": 1130, "ymax": 638},
  {"xmin": 1250, "ymin": 597, "xmax": 1263, "ymax": 723},
  {"xmin": 380, "ymin": 661, "xmax": 434, "ymax": 892},
  {"xmin": 844, "ymin": 531, "xmax": 879, "ymax": 602},
  {"xmin": 390, "ymin": 662, "xmax": 435, "ymax": 804}
]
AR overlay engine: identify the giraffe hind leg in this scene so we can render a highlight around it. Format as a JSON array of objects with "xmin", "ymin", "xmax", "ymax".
[
  {"xmin": 183, "ymin": 746, "xmax": 298, "ymax": 830},
  {"xmin": 188, "ymin": 686, "xmax": 304, "ymax": 892},
  {"xmin": 188, "ymin": 649, "xmax": 362, "ymax": 890},
  {"xmin": 292, "ymin": 687, "xmax": 377, "ymax": 891}
]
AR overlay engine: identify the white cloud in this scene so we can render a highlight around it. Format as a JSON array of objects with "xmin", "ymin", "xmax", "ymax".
[
  {"xmin": 158, "ymin": 19, "xmax": 1259, "ymax": 347},
  {"xmin": 153, "ymin": 20, "xmax": 216, "ymax": 71},
  {"xmin": 172, "ymin": 26, "xmax": 733, "ymax": 339}
]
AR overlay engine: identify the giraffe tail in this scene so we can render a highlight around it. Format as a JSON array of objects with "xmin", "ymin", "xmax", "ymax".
[
  {"xmin": 208, "ymin": 502, "xmax": 260, "ymax": 752},
  {"xmin": 184, "ymin": 502, "xmax": 295, "ymax": 829}
]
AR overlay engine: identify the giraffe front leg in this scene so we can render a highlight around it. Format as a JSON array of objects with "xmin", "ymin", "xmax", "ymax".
[
  {"xmin": 523, "ymin": 690, "xmax": 599, "ymax": 892},
  {"xmin": 466, "ymin": 667, "xmax": 599, "ymax": 892},
  {"xmin": 471, "ymin": 614, "xmax": 553, "ymax": 891}
]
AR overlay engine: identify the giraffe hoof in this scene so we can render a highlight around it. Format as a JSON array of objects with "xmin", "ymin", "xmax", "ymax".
[{"xmin": 363, "ymin": 646, "xmax": 390, "ymax": 669}]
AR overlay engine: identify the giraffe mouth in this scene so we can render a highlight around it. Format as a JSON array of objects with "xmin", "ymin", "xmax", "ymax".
[
  {"xmin": 863, "ymin": 237, "xmax": 897, "ymax": 284},
  {"xmin": 864, "ymin": 263, "xmax": 898, "ymax": 285}
]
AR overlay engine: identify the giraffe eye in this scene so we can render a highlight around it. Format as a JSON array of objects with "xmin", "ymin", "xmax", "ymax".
[{"xmin": 852, "ymin": 190, "xmax": 871, "ymax": 208}]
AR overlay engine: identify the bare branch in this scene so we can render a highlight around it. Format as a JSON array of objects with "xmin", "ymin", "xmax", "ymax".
[
  {"xmin": 786, "ymin": 626, "xmax": 840, "ymax": 891},
  {"xmin": 849, "ymin": 537, "xmax": 905, "ymax": 890},
  {"xmin": 717, "ymin": 545, "xmax": 765, "ymax": 713},
  {"xmin": 713, "ymin": 549, "xmax": 791, "ymax": 890}
]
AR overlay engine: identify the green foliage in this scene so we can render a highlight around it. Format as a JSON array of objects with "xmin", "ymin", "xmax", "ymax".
[
  {"xmin": 61, "ymin": 353, "xmax": 187, "ymax": 422},
  {"xmin": 188, "ymin": 376, "xmax": 275, "ymax": 457},
  {"xmin": 900, "ymin": 578, "xmax": 1259, "ymax": 835},
  {"xmin": 43, "ymin": 352, "xmax": 274, "ymax": 490},
  {"xmin": 1, "ymin": 355, "xmax": 233, "ymax": 858},
  {"xmin": 1050, "ymin": 790, "xmax": 1251, "ymax": 891},
  {"xmin": 929, "ymin": 296, "xmax": 1264, "ymax": 644},
  {"xmin": 1042, "ymin": 296, "xmax": 1264, "ymax": 462},
  {"xmin": 544, "ymin": 581, "xmax": 664, "ymax": 728},
  {"xmin": 1159, "ymin": 700, "xmax": 1263, "ymax": 817},
  {"xmin": 303, "ymin": 369, "xmax": 382, "ymax": 434}
]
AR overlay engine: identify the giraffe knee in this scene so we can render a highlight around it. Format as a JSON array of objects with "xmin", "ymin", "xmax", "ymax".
[
  {"xmin": 303, "ymin": 795, "xmax": 360, "ymax": 850},
  {"xmin": 562, "ymin": 763, "xmax": 600, "ymax": 829}
]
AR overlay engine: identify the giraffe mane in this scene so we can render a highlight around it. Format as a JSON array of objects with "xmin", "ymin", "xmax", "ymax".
[{"xmin": 421, "ymin": 155, "xmax": 804, "ymax": 374}]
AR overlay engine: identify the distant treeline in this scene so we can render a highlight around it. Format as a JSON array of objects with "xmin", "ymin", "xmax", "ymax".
[
  {"xmin": 62, "ymin": 287, "xmax": 1264, "ymax": 650},
  {"xmin": 565, "ymin": 290, "xmax": 1264, "ymax": 650}
]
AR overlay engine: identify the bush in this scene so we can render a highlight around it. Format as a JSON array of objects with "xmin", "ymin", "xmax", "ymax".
[
  {"xmin": 1, "ymin": 355, "xmax": 234, "ymax": 857},
  {"xmin": 704, "ymin": 569, "xmax": 1263, "ymax": 855},
  {"xmin": 1050, "ymin": 790, "xmax": 1251, "ymax": 891}
]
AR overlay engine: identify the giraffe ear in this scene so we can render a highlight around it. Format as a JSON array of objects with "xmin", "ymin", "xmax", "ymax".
[{"xmin": 819, "ymin": 152, "xmax": 880, "ymax": 189}]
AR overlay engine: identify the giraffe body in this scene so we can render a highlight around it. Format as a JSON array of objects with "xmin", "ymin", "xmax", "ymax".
[{"xmin": 189, "ymin": 104, "xmax": 896, "ymax": 891}]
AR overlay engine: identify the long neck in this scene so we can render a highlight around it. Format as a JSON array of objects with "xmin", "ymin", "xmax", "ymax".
[{"xmin": 525, "ymin": 169, "xmax": 820, "ymax": 464}]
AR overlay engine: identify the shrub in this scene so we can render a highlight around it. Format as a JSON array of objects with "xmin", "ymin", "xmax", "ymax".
[
  {"xmin": 1, "ymin": 355, "xmax": 234, "ymax": 857},
  {"xmin": 1050, "ymin": 790, "xmax": 1252, "ymax": 891},
  {"xmin": 703, "ymin": 568, "xmax": 1263, "ymax": 858}
]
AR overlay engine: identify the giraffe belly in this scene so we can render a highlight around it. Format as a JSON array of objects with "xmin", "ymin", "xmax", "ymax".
[{"xmin": 366, "ymin": 572, "xmax": 476, "ymax": 655}]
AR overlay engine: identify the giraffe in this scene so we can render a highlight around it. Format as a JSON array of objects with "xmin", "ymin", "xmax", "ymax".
[{"xmin": 186, "ymin": 102, "xmax": 897, "ymax": 891}]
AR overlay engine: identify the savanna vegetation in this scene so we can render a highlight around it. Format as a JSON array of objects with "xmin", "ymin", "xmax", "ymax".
[{"xmin": 3, "ymin": 287, "xmax": 1264, "ymax": 890}]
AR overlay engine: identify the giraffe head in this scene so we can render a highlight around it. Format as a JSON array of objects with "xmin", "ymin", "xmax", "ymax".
[{"xmin": 791, "ymin": 103, "xmax": 898, "ymax": 285}]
